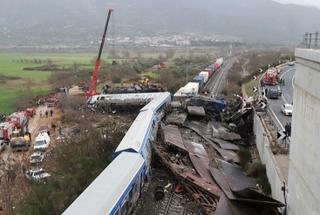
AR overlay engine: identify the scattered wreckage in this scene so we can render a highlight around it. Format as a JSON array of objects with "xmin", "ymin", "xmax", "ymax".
[{"xmin": 152, "ymin": 100, "xmax": 284, "ymax": 215}]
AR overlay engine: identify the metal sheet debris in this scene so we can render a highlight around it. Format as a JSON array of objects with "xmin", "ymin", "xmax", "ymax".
[
  {"xmin": 187, "ymin": 106, "xmax": 206, "ymax": 117},
  {"xmin": 215, "ymin": 194, "xmax": 280, "ymax": 215},
  {"xmin": 165, "ymin": 113, "xmax": 187, "ymax": 125},
  {"xmin": 183, "ymin": 124, "xmax": 239, "ymax": 163},
  {"xmin": 184, "ymin": 140, "xmax": 208, "ymax": 158},
  {"xmin": 218, "ymin": 159, "xmax": 256, "ymax": 192},
  {"xmin": 189, "ymin": 154, "xmax": 214, "ymax": 184},
  {"xmin": 210, "ymin": 167, "xmax": 284, "ymax": 206},
  {"xmin": 209, "ymin": 137, "xmax": 240, "ymax": 151},
  {"xmin": 212, "ymin": 124, "xmax": 242, "ymax": 141},
  {"xmin": 162, "ymin": 124, "xmax": 186, "ymax": 151}
]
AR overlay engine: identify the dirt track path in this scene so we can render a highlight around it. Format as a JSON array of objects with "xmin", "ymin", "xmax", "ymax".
[{"xmin": 0, "ymin": 105, "xmax": 60, "ymax": 215}]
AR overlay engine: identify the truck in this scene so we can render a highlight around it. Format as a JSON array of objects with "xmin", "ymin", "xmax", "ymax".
[
  {"xmin": 25, "ymin": 108, "xmax": 36, "ymax": 118},
  {"xmin": 262, "ymin": 68, "xmax": 279, "ymax": 86},
  {"xmin": 7, "ymin": 112, "xmax": 28, "ymax": 129},
  {"xmin": 10, "ymin": 132, "xmax": 31, "ymax": 152},
  {"xmin": 0, "ymin": 122, "xmax": 15, "ymax": 142}
]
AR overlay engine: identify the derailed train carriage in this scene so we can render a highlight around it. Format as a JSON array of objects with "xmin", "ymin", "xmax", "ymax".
[{"xmin": 64, "ymin": 92, "xmax": 171, "ymax": 215}]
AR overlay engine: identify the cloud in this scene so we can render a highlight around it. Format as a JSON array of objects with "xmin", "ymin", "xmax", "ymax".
[{"xmin": 274, "ymin": 0, "xmax": 320, "ymax": 8}]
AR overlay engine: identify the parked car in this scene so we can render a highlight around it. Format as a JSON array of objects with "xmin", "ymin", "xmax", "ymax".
[
  {"xmin": 30, "ymin": 152, "xmax": 44, "ymax": 164},
  {"xmin": 25, "ymin": 168, "xmax": 50, "ymax": 181},
  {"xmin": 281, "ymin": 104, "xmax": 293, "ymax": 116},
  {"xmin": 34, "ymin": 132, "xmax": 50, "ymax": 151},
  {"xmin": 288, "ymin": 61, "xmax": 295, "ymax": 66},
  {"xmin": 0, "ymin": 139, "xmax": 7, "ymax": 152},
  {"xmin": 38, "ymin": 125, "xmax": 49, "ymax": 134},
  {"xmin": 266, "ymin": 89, "xmax": 280, "ymax": 99}
]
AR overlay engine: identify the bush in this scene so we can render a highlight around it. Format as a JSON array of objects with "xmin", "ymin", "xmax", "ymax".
[{"xmin": 111, "ymin": 76, "xmax": 122, "ymax": 84}]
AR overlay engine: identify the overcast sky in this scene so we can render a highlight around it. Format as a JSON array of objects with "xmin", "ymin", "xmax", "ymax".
[{"xmin": 274, "ymin": 0, "xmax": 320, "ymax": 8}]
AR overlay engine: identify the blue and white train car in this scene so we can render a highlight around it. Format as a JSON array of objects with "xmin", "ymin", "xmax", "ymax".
[
  {"xmin": 140, "ymin": 92, "xmax": 171, "ymax": 121},
  {"xmin": 113, "ymin": 110, "xmax": 156, "ymax": 173},
  {"xmin": 63, "ymin": 152, "xmax": 146, "ymax": 215}
]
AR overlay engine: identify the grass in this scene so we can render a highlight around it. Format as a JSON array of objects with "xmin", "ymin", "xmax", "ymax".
[
  {"xmin": 0, "ymin": 53, "xmax": 102, "ymax": 114},
  {"xmin": 0, "ymin": 51, "xmax": 182, "ymax": 114},
  {"xmin": 243, "ymin": 74, "xmax": 263, "ymax": 97},
  {"xmin": 140, "ymin": 70, "xmax": 160, "ymax": 79}
]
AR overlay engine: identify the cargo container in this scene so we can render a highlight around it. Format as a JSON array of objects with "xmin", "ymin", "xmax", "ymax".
[
  {"xmin": 199, "ymin": 71, "xmax": 209, "ymax": 83},
  {"xmin": 192, "ymin": 75, "xmax": 204, "ymax": 88},
  {"xmin": 214, "ymin": 58, "xmax": 224, "ymax": 70},
  {"xmin": 204, "ymin": 68, "xmax": 213, "ymax": 77},
  {"xmin": 174, "ymin": 82, "xmax": 199, "ymax": 97}
]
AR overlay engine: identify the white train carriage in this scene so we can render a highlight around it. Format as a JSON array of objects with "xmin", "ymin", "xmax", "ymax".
[
  {"xmin": 140, "ymin": 92, "xmax": 171, "ymax": 121},
  {"xmin": 113, "ymin": 110, "xmax": 156, "ymax": 173},
  {"xmin": 63, "ymin": 152, "xmax": 146, "ymax": 215},
  {"xmin": 87, "ymin": 92, "xmax": 165, "ymax": 107}
]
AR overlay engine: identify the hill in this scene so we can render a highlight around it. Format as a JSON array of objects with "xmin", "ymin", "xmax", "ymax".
[{"xmin": 1, "ymin": 0, "xmax": 320, "ymax": 45}]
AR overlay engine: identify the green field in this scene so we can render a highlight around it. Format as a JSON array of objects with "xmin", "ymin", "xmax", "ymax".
[{"xmin": 0, "ymin": 53, "xmax": 101, "ymax": 114}]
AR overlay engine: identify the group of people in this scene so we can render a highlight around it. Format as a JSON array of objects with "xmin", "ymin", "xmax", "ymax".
[{"xmin": 39, "ymin": 109, "xmax": 53, "ymax": 118}]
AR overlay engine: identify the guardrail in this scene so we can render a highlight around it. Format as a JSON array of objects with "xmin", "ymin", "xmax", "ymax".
[
  {"xmin": 302, "ymin": 32, "xmax": 320, "ymax": 49},
  {"xmin": 257, "ymin": 64, "xmax": 291, "ymax": 146}
]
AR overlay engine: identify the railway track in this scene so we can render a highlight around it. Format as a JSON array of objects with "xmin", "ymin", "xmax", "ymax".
[
  {"xmin": 157, "ymin": 192, "xmax": 194, "ymax": 215},
  {"xmin": 203, "ymin": 57, "xmax": 236, "ymax": 96}
]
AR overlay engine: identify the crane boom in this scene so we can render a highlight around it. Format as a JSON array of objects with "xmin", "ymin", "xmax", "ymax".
[{"xmin": 88, "ymin": 9, "xmax": 113, "ymax": 97}]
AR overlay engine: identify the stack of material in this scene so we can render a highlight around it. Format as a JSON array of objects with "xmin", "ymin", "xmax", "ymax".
[
  {"xmin": 155, "ymin": 121, "xmax": 284, "ymax": 215},
  {"xmin": 187, "ymin": 106, "xmax": 206, "ymax": 117}
]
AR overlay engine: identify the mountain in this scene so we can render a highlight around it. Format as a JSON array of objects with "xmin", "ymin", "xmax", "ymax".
[{"xmin": 0, "ymin": 0, "xmax": 320, "ymax": 45}]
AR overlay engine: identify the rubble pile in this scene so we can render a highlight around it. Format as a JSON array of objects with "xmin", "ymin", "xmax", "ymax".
[{"xmin": 151, "ymin": 101, "xmax": 284, "ymax": 214}]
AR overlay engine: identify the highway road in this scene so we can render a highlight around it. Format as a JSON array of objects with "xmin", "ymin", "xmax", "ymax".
[{"xmin": 264, "ymin": 65, "xmax": 295, "ymax": 131}]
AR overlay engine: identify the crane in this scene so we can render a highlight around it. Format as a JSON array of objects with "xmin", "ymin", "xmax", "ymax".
[{"xmin": 88, "ymin": 9, "xmax": 113, "ymax": 97}]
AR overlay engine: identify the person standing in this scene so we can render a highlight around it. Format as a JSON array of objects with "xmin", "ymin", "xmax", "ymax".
[{"xmin": 50, "ymin": 109, "xmax": 53, "ymax": 117}]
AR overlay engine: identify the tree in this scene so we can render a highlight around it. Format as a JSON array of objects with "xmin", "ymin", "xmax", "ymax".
[
  {"xmin": 109, "ymin": 49, "xmax": 119, "ymax": 59},
  {"xmin": 122, "ymin": 51, "xmax": 130, "ymax": 59},
  {"xmin": 165, "ymin": 49, "xmax": 176, "ymax": 59}
]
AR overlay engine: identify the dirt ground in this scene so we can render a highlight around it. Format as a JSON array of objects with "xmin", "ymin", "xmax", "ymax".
[{"xmin": 0, "ymin": 105, "xmax": 61, "ymax": 215}]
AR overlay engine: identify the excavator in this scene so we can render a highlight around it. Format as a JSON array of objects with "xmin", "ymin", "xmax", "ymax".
[{"xmin": 88, "ymin": 9, "xmax": 113, "ymax": 97}]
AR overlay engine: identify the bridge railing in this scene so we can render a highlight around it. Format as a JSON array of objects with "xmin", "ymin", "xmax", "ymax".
[{"xmin": 302, "ymin": 32, "xmax": 320, "ymax": 49}]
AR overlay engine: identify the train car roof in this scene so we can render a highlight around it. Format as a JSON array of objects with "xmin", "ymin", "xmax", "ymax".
[
  {"xmin": 63, "ymin": 152, "xmax": 144, "ymax": 215},
  {"xmin": 140, "ymin": 92, "xmax": 171, "ymax": 112},
  {"xmin": 114, "ymin": 110, "xmax": 154, "ymax": 155}
]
